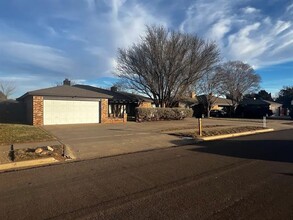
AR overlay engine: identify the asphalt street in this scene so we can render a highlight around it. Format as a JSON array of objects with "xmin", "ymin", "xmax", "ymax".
[{"xmin": 0, "ymin": 129, "xmax": 293, "ymax": 219}]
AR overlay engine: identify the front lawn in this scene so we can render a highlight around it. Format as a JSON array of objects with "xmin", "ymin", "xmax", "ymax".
[{"xmin": 0, "ymin": 124, "xmax": 55, "ymax": 145}]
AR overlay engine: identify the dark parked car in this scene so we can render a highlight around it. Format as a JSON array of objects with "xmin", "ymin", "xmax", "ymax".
[{"xmin": 210, "ymin": 109, "xmax": 227, "ymax": 117}]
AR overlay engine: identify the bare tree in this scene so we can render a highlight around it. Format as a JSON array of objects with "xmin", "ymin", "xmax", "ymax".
[
  {"xmin": 111, "ymin": 80, "xmax": 129, "ymax": 92},
  {"xmin": 216, "ymin": 61, "xmax": 261, "ymax": 112},
  {"xmin": 196, "ymin": 68, "xmax": 224, "ymax": 117},
  {"xmin": 115, "ymin": 25, "xmax": 220, "ymax": 107},
  {"xmin": 0, "ymin": 81, "xmax": 16, "ymax": 100}
]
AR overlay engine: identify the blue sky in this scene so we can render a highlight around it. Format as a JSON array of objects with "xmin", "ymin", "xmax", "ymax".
[{"xmin": 0, "ymin": 0, "xmax": 292, "ymax": 98}]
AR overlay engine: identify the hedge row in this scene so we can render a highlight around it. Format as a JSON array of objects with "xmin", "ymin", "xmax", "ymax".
[{"xmin": 136, "ymin": 107, "xmax": 193, "ymax": 122}]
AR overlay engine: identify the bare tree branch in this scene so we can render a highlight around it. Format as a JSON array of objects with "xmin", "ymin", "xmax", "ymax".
[
  {"xmin": 0, "ymin": 81, "xmax": 16, "ymax": 100},
  {"xmin": 216, "ymin": 61, "xmax": 261, "ymax": 113},
  {"xmin": 115, "ymin": 25, "xmax": 220, "ymax": 107},
  {"xmin": 196, "ymin": 67, "xmax": 225, "ymax": 117}
]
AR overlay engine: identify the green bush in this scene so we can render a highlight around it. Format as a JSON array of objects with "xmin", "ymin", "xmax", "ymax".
[{"xmin": 136, "ymin": 107, "xmax": 193, "ymax": 122}]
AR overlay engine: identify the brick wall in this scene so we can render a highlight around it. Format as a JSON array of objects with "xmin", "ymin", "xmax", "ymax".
[
  {"xmin": 32, "ymin": 96, "xmax": 44, "ymax": 126},
  {"xmin": 101, "ymin": 99, "xmax": 127, "ymax": 124},
  {"xmin": 101, "ymin": 99, "xmax": 109, "ymax": 123}
]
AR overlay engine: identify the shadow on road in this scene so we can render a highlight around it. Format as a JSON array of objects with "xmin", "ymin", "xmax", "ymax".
[
  {"xmin": 279, "ymin": 173, "xmax": 293, "ymax": 177},
  {"xmin": 189, "ymin": 139, "xmax": 293, "ymax": 163},
  {"xmin": 171, "ymin": 130, "xmax": 293, "ymax": 163}
]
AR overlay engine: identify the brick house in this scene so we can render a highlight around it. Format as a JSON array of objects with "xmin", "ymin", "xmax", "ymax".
[{"xmin": 17, "ymin": 81, "xmax": 153, "ymax": 126}]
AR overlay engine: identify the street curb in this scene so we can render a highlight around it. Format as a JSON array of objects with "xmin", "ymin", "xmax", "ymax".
[
  {"xmin": 195, "ymin": 128, "xmax": 274, "ymax": 142},
  {"xmin": 63, "ymin": 144, "xmax": 77, "ymax": 160},
  {"xmin": 0, "ymin": 157, "xmax": 58, "ymax": 172}
]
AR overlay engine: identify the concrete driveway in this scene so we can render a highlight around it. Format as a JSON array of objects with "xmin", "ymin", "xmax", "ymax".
[
  {"xmin": 43, "ymin": 120, "xmax": 196, "ymax": 159},
  {"xmin": 43, "ymin": 118, "xmax": 293, "ymax": 160}
]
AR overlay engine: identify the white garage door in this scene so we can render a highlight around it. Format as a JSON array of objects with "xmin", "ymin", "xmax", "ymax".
[{"xmin": 44, "ymin": 100, "xmax": 100, "ymax": 125}]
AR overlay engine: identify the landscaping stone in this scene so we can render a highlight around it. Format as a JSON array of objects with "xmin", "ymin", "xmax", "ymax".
[
  {"xmin": 17, "ymin": 149, "xmax": 26, "ymax": 154},
  {"xmin": 11, "ymin": 145, "xmax": 64, "ymax": 162},
  {"xmin": 40, "ymin": 150, "xmax": 50, "ymax": 155},
  {"xmin": 47, "ymin": 146, "xmax": 54, "ymax": 151},
  {"xmin": 35, "ymin": 148, "xmax": 43, "ymax": 154}
]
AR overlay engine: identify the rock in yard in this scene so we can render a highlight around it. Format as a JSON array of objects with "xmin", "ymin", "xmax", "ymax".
[
  {"xmin": 40, "ymin": 150, "xmax": 50, "ymax": 155},
  {"xmin": 35, "ymin": 148, "xmax": 43, "ymax": 154},
  {"xmin": 18, "ymin": 149, "xmax": 26, "ymax": 154},
  {"xmin": 47, "ymin": 146, "xmax": 54, "ymax": 151}
]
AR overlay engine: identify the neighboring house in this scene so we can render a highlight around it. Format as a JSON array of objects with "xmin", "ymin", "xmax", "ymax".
[
  {"xmin": 0, "ymin": 99, "xmax": 26, "ymax": 123},
  {"xmin": 264, "ymin": 100, "xmax": 283, "ymax": 116},
  {"xmin": 195, "ymin": 95, "xmax": 233, "ymax": 110},
  {"xmin": 1, "ymin": 91, "xmax": 26, "ymax": 123},
  {"xmin": 237, "ymin": 98, "xmax": 282, "ymax": 118},
  {"xmin": 177, "ymin": 93, "xmax": 233, "ymax": 117},
  {"xmin": 0, "ymin": 91, "xmax": 6, "ymax": 101},
  {"xmin": 74, "ymin": 85, "xmax": 153, "ymax": 120}
]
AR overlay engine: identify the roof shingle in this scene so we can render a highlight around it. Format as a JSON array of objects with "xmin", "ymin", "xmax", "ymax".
[
  {"xmin": 17, "ymin": 85, "xmax": 112, "ymax": 100},
  {"xmin": 74, "ymin": 85, "xmax": 152, "ymax": 102}
]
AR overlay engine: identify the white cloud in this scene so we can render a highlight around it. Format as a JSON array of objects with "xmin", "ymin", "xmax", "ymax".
[
  {"xmin": 0, "ymin": 41, "xmax": 74, "ymax": 73},
  {"xmin": 287, "ymin": 3, "xmax": 293, "ymax": 13},
  {"xmin": 46, "ymin": 26, "xmax": 58, "ymax": 36},
  {"xmin": 81, "ymin": 0, "xmax": 168, "ymax": 73},
  {"xmin": 179, "ymin": 0, "xmax": 293, "ymax": 69},
  {"xmin": 242, "ymin": 7, "xmax": 260, "ymax": 14},
  {"xmin": 85, "ymin": 46, "xmax": 108, "ymax": 57}
]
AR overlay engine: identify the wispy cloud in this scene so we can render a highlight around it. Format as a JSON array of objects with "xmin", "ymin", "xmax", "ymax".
[
  {"xmin": 0, "ymin": 41, "xmax": 74, "ymax": 73},
  {"xmin": 180, "ymin": 0, "xmax": 293, "ymax": 68},
  {"xmin": 242, "ymin": 7, "xmax": 260, "ymax": 14},
  {"xmin": 287, "ymin": 3, "xmax": 293, "ymax": 13}
]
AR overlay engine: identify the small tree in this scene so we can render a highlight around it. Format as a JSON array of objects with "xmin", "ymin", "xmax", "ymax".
[
  {"xmin": 216, "ymin": 61, "xmax": 261, "ymax": 113},
  {"xmin": 276, "ymin": 86, "xmax": 293, "ymax": 108},
  {"xmin": 244, "ymin": 90, "xmax": 273, "ymax": 101},
  {"xmin": 196, "ymin": 68, "xmax": 224, "ymax": 117},
  {"xmin": 0, "ymin": 81, "xmax": 16, "ymax": 100},
  {"xmin": 258, "ymin": 90, "xmax": 273, "ymax": 101},
  {"xmin": 116, "ymin": 25, "xmax": 220, "ymax": 107}
]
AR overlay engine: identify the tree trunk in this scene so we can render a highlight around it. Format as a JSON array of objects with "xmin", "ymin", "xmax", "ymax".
[
  {"xmin": 207, "ymin": 103, "xmax": 211, "ymax": 118},
  {"xmin": 160, "ymin": 100, "xmax": 166, "ymax": 108}
]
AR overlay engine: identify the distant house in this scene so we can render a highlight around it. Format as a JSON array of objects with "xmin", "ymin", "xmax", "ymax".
[
  {"xmin": 264, "ymin": 100, "xmax": 283, "ymax": 116},
  {"xmin": 237, "ymin": 98, "xmax": 282, "ymax": 118},
  {"xmin": 0, "ymin": 99, "xmax": 26, "ymax": 123},
  {"xmin": 176, "ymin": 93, "xmax": 233, "ymax": 117},
  {"xmin": 0, "ymin": 91, "xmax": 6, "ymax": 101}
]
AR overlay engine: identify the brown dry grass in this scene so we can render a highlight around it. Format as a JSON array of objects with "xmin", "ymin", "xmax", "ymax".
[
  {"xmin": 161, "ymin": 124, "xmax": 227, "ymax": 132},
  {"xmin": 0, "ymin": 124, "xmax": 55, "ymax": 145},
  {"xmin": 169, "ymin": 126, "xmax": 265, "ymax": 138}
]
